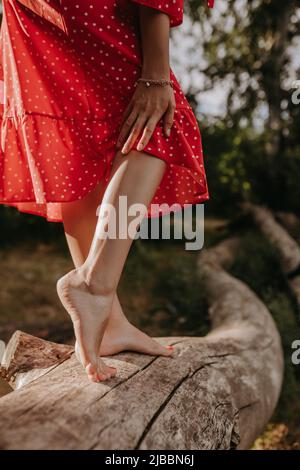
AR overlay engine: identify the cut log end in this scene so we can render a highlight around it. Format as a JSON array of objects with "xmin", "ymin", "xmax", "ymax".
[{"xmin": 0, "ymin": 330, "xmax": 74, "ymax": 388}]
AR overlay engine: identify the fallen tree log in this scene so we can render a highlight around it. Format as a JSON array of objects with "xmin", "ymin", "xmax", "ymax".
[
  {"xmin": 246, "ymin": 203, "xmax": 300, "ymax": 311},
  {"xmin": 0, "ymin": 239, "xmax": 283, "ymax": 450},
  {"xmin": 276, "ymin": 211, "xmax": 300, "ymax": 235}
]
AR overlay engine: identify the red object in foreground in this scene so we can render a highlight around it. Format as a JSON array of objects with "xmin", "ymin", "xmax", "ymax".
[{"xmin": 0, "ymin": 0, "xmax": 210, "ymax": 222}]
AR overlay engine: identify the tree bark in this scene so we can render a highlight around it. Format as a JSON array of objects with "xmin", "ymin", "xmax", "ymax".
[{"xmin": 0, "ymin": 239, "xmax": 283, "ymax": 450}]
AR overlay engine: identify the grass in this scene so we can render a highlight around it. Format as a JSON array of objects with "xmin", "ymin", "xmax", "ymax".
[{"xmin": 0, "ymin": 240, "xmax": 73, "ymax": 343}]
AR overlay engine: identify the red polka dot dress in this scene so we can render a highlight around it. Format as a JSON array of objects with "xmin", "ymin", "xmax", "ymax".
[{"xmin": 0, "ymin": 0, "xmax": 213, "ymax": 222}]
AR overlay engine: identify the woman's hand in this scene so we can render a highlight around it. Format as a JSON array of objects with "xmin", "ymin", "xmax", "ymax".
[
  {"xmin": 117, "ymin": 83, "xmax": 176, "ymax": 155},
  {"xmin": 117, "ymin": 5, "xmax": 174, "ymax": 155}
]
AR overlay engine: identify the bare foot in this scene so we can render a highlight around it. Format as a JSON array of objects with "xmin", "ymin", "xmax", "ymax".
[
  {"xmin": 56, "ymin": 269, "xmax": 117, "ymax": 383},
  {"xmin": 99, "ymin": 319, "xmax": 174, "ymax": 357}
]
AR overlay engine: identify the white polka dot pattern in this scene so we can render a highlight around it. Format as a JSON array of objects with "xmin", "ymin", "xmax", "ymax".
[{"xmin": 0, "ymin": 0, "xmax": 209, "ymax": 222}]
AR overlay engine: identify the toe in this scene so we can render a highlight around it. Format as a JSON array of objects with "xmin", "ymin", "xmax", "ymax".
[
  {"xmin": 97, "ymin": 359, "xmax": 116, "ymax": 380},
  {"xmin": 109, "ymin": 366, "xmax": 117, "ymax": 378},
  {"xmin": 86, "ymin": 363, "xmax": 100, "ymax": 383},
  {"xmin": 154, "ymin": 342, "xmax": 173, "ymax": 357},
  {"xmin": 98, "ymin": 373, "xmax": 109, "ymax": 381},
  {"xmin": 106, "ymin": 367, "xmax": 117, "ymax": 379},
  {"xmin": 165, "ymin": 345, "xmax": 174, "ymax": 356}
]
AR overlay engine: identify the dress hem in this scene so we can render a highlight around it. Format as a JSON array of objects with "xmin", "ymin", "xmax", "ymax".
[{"xmin": 2, "ymin": 191, "xmax": 210, "ymax": 223}]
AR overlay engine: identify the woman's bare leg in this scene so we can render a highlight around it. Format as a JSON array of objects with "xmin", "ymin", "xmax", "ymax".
[
  {"xmin": 62, "ymin": 180, "xmax": 172, "ymax": 357},
  {"xmin": 57, "ymin": 150, "xmax": 170, "ymax": 382}
]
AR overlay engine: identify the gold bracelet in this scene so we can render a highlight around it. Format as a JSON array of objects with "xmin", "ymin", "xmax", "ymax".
[{"xmin": 136, "ymin": 78, "xmax": 174, "ymax": 88}]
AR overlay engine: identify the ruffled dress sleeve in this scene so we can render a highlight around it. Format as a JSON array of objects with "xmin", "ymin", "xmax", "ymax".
[
  {"xmin": 131, "ymin": 1, "xmax": 215, "ymax": 28},
  {"xmin": 13, "ymin": 0, "xmax": 68, "ymax": 34}
]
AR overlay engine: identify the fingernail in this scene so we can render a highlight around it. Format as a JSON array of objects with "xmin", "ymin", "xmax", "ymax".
[
  {"xmin": 121, "ymin": 146, "xmax": 127, "ymax": 155},
  {"xmin": 166, "ymin": 128, "xmax": 171, "ymax": 137},
  {"xmin": 167, "ymin": 345, "xmax": 174, "ymax": 350},
  {"xmin": 137, "ymin": 143, "xmax": 143, "ymax": 151}
]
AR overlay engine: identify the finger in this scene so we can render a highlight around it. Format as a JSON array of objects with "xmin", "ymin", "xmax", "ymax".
[
  {"xmin": 163, "ymin": 103, "xmax": 175, "ymax": 138},
  {"xmin": 122, "ymin": 114, "xmax": 148, "ymax": 155},
  {"xmin": 117, "ymin": 109, "xmax": 139, "ymax": 149},
  {"xmin": 117, "ymin": 108, "xmax": 138, "ymax": 148},
  {"xmin": 119, "ymin": 101, "xmax": 133, "ymax": 130},
  {"xmin": 136, "ymin": 117, "xmax": 158, "ymax": 152}
]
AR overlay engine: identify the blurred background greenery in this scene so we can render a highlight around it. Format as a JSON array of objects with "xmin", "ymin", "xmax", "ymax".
[{"xmin": 0, "ymin": 0, "xmax": 300, "ymax": 450}]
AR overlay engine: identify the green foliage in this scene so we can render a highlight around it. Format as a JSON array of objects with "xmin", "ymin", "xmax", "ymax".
[
  {"xmin": 187, "ymin": 0, "xmax": 300, "ymax": 215},
  {"xmin": 203, "ymin": 121, "xmax": 300, "ymax": 215},
  {"xmin": 121, "ymin": 239, "xmax": 210, "ymax": 337},
  {"xmin": 0, "ymin": 206, "xmax": 64, "ymax": 247},
  {"xmin": 203, "ymin": 124, "xmax": 262, "ymax": 215},
  {"xmin": 151, "ymin": 249, "xmax": 210, "ymax": 336}
]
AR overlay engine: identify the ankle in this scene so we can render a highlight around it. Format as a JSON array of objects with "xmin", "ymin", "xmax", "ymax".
[{"xmin": 80, "ymin": 268, "xmax": 117, "ymax": 296}]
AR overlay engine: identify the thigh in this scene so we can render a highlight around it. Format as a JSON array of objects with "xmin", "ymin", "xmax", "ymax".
[
  {"xmin": 110, "ymin": 150, "xmax": 167, "ymax": 180},
  {"xmin": 61, "ymin": 179, "xmax": 106, "ymax": 220}
]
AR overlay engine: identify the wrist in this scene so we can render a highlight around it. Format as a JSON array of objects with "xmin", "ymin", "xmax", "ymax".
[
  {"xmin": 141, "ymin": 64, "xmax": 170, "ymax": 81},
  {"xmin": 136, "ymin": 78, "xmax": 174, "ymax": 89}
]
